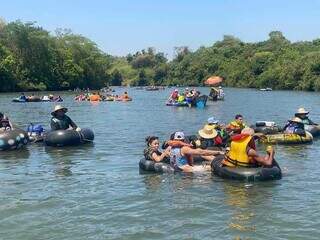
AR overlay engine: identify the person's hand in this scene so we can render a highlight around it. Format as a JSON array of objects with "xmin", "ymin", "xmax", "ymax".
[
  {"xmin": 76, "ymin": 127, "xmax": 81, "ymax": 132},
  {"xmin": 164, "ymin": 146, "xmax": 171, "ymax": 156}
]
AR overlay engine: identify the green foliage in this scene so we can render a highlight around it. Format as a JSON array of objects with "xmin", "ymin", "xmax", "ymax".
[{"xmin": 1, "ymin": 19, "xmax": 320, "ymax": 92}]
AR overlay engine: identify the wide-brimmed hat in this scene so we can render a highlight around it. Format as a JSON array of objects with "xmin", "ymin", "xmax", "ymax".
[
  {"xmin": 290, "ymin": 117, "xmax": 303, "ymax": 123},
  {"xmin": 241, "ymin": 127, "xmax": 255, "ymax": 136},
  {"xmin": 174, "ymin": 131, "xmax": 185, "ymax": 140},
  {"xmin": 296, "ymin": 107, "xmax": 309, "ymax": 115},
  {"xmin": 51, "ymin": 105, "xmax": 68, "ymax": 116},
  {"xmin": 198, "ymin": 125, "xmax": 218, "ymax": 139}
]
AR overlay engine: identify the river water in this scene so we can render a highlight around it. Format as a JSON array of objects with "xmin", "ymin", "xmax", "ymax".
[{"xmin": 0, "ymin": 87, "xmax": 320, "ymax": 240}]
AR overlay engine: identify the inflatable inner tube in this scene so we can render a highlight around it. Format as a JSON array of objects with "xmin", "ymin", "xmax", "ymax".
[
  {"xmin": 27, "ymin": 97, "xmax": 41, "ymax": 102},
  {"xmin": 12, "ymin": 98, "xmax": 26, "ymax": 103},
  {"xmin": 211, "ymin": 155, "xmax": 282, "ymax": 181},
  {"xmin": 139, "ymin": 158, "xmax": 174, "ymax": 174},
  {"xmin": 252, "ymin": 121, "xmax": 281, "ymax": 135},
  {"xmin": 44, "ymin": 128, "xmax": 94, "ymax": 147},
  {"xmin": 259, "ymin": 131, "xmax": 313, "ymax": 144},
  {"xmin": 0, "ymin": 129, "xmax": 29, "ymax": 151},
  {"xmin": 305, "ymin": 125, "xmax": 320, "ymax": 137}
]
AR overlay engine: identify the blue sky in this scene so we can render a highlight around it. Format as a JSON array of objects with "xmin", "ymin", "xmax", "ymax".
[{"xmin": 1, "ymin": 0, "xmax": 320, "ymax": 58}]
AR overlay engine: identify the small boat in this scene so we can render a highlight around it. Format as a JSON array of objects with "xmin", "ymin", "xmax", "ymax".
[{"xmin": 260, "ymin": 88, "xmax": 272, "ymax": 91}]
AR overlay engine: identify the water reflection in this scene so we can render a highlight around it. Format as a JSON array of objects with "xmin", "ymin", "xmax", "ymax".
[
  {"xmin": 0, "ymin": 148, "xmax": 30, "ymax": 162},
  {"xmin": 222, "ymin": 183, "xmax": 256, "ymax": 233},
  {"xmin": 45, "ymin": 144, "xmax": 94, "ymax": 177}
]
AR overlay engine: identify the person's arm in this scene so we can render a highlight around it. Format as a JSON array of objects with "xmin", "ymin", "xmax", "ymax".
[
  {"xmin": 182, "ymin": 146, "xmax": 224, "ymax": 156},
  {"xmin": 8, "ymin": 120, "xmax": 13, "ymax": 129},
  {"xmin": 67, "ymin": 116, "xmax": 78, "ymax": 130},
  {"xmin": 308, "ymin": 118, "xmax": 317, "ymax": 125},
  {"xmin": 248, "ymin": 148, "xmax": 274, "ymax": 166}
]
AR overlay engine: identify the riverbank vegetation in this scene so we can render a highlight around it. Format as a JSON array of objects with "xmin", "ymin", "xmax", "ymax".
[{"xmin": 1, "ymin": 19, "xmax": 320, "ymax": 91}]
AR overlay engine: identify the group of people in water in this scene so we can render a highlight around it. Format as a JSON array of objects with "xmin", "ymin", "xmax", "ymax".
[
  {"xmin": 74, "ymin": 91, "xmax": 132, "ymax": 102},
  {"xmin": 143, "ymin": 107, "xmax": 318, "ymax": 173},
  {"xmin": 15, "ymin": 93, "xmax": 63, "ymax": 102},
  {"xmin": 167, "ymin": 88, "xmax": 201, "ymax": 105}
]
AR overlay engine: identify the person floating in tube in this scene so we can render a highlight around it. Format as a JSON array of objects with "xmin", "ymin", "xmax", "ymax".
[
  {"xmin": 0, "ymin": 112, "xmax": 13, "ymax": 131},
  {"xmin": 294, "ymin": 107, "xmax": 317, "ymax": 125},
  {"xmin": 222, "ymin": 128, "xmax": 274, "ymax": 168},
  {"xmin": 226, "ymin": 114, "xmax": 248, "ymax": 135},
  {"xmin": 50, "ymin": 105, "xmax": 81, "ymax": 131}
]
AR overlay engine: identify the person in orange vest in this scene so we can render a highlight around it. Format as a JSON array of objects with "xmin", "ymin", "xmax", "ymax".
[
  {"xmin": 89, "ymin": 92, "xmax": 101, "ymax": 101},
  {"xmin": 222, "ymin": 128, "xmax": 274, "ymax": 167},
  {"xmin": 226, "ymin": 114, "xmax": 248, "ymax": 134}
]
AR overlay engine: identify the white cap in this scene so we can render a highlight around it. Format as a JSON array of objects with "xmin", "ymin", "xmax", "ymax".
[
  {"xmin": 174, "ymin": 131, "xmax": 185, "ymax": 140},
  {"xmin": 207, "ymin": 117, "xmax": 219, "ymax": 124}
]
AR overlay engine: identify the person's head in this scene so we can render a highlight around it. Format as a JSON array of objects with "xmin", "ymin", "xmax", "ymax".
[
  {"xmin": 173, "ymin": 131, "xmax": 185, "ymax": 141},
  {"xmin": 207, "ymin": 117, "xmax": 219, "ymax": 125},
  {"xmin": 51, "ymin": 105, "xmax": 68, "ymax": 117},
  {"xmin": 174, "ymin": 89, "xmax": 178, "ymax": 93},
  {"xmin": 295, "ymin": 107, "xmax": 309, "ymax": 118},
  {"xmin": 124, "ymin": 91, "xmax": 128, "ymax": 94},
  {"xmin": 21, "ymin": 92, "xmax": 25, "ymax": 96},
  {"xmin": 218, "ymin": 86, "xmax": 222, "ymax": 89},
  {"xmin": 198, "ymin": 125, "xmax": 218, "ymax": 139},
  {"xmin": 235, "ymin": 114, "xmax": 244, "ymax": 124},
  {"xmin": 241, "ymin": 127, "xmax": 255, "ymax": 136},
  {"xmin": 145, "ymin": 136, "xmax": 160, "ymax": 149}
]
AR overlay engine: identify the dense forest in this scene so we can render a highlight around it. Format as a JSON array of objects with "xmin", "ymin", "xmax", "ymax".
[{"xmin": 1, "ymin": 19, "xmax": 320, "ymax": 92}]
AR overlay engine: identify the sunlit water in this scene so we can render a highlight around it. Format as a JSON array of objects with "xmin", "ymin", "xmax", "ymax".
[{"xmin": 0, "ymin": 87, "xmax": 320, "ymax": 240}]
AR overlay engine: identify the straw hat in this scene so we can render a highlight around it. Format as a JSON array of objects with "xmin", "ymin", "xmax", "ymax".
[
  {"xmin": 198, "ymin": 125, "xmax": 218, "ymax": 139},
  {"xmin": 296, "ymin": 107, "xmax": 309, "ymax": 115},
  {"xmin": 290, "ymin": 117, "xmax": 303, "ymax": 123},
  {"xmin": 241, "ymin": 127, "xmax": 255, "ymax": 136},
  {"xmin": 51, "ymin": 105, "xmax": 68, "ymax": 116}
]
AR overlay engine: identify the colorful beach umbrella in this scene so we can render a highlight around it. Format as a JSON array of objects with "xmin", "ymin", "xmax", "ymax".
[{"xmin": 205, "ymin": 76, "xmax": 223, "ymax": 85}]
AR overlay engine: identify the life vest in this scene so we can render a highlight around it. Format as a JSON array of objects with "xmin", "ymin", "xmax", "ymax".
[
  {"xmin": 89, "ymin": 95, "xmax": 101, "ymax": 101},
  {"xmin": 223, "ymin": 134, "xmax": 257, "ymax": 167},
  {"xmin": 51, "ymin": 116, "xmax": 70, "ymax": 130},
  {"xmin": 167, "ymin": 140, "xmax": 192, "ymax": 148},
  {"xmin": 177, "ymin": 95, "xmax": 185, "ymax": 102},
  {"xmin": 228, "ymin": 121, "xmax": 243, "ymax": 129}
]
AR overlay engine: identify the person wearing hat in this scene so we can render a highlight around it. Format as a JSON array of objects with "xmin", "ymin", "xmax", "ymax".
[
  {"xmin": 283, "ymin": 117, "xmax": 305, "ymax": 135},
  {"xmin": 294, "ymin": 108, "xmax": 317, "ymax": 125},
  {"xmin": 221, "ymin": 128, "xmax": 274, "ymax": 168},
  {"xmin": 209, "ymin": 87, "xmax": 219, "ymax": 101},
  {"xmin": 50, "ymin": 105, "xmax": 80, "ymax": 131},
  {"xmin": 195, "ymin": 125, "xmax": 224, "ymax": 149},
  {"xmin": 168, "ymin": 131, "xmax": 224, "ymax": 172},
  {"xmin": 0, "ymin": 112, "xmax": 13, "ymax": 131}
]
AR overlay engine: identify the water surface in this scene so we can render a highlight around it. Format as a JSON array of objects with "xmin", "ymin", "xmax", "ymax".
[{"xmin": 0, "ymin": 88, "xmax": 319, "ymax": 239}]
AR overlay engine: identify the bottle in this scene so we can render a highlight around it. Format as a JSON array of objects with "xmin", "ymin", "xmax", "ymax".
[{"xmin": 266, "ymin": 145, "xmax": 273, "ymax": 154}]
